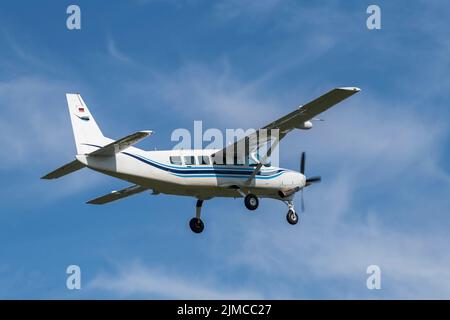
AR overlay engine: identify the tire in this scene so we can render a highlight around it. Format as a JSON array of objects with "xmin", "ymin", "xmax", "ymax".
[
  {"xmin": 189, "ymin": 218, "xmax": 204, "ymax": 233},
  {"xmin": 286, "ymin": 209, "xmax": 298, "ymax": 225},
  {"xmin": 244, "ymin": 194, "xmax": 259, "ymax": 210}
]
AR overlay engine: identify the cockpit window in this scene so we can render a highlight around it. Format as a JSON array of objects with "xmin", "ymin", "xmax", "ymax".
[
  {"xmin": 248, "ymin": 157, "xmax": 258, "ymax": 167},
  {"xmin": 247, "ymin": 155, "xmax": 270, "ymax": 167},
  {"xmin": 233, "ymin": 154, "xmax": 245, "ymax": 166},
  {"xmin": 169, "ymin": 156, "xmax": 182, "ymax": 165}
]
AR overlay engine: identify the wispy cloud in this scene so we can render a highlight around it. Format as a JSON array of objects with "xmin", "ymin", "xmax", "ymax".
[
  {"xmin": 0, "ymin": 76, "xmax": 74, "ymax": 169},
  {"xmin": 212, "ymin": 0, "xmax": 283, "ymax": 23},
  {"xmin": 154, "ymin": 63, "xmax": 280, "ymax": 127},
  {"xmin": 106, "ymin": 36, "xmax": 133, "ymax": 64},
  {"xmin": 88, "ymin": 261, "xmax": 262, "ymax": 299},
  {"xmin": 224, "ymin": 170, "xmax": 450, "ymax": 299}
]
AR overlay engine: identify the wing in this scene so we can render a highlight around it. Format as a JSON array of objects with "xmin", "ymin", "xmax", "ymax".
[
  {"xmin": 41, "ymin": 160, "xmax": 85, "ymax": 179},
  {"xmin": 86, "ymin": 184, "xmax": 148, "ymax": 205},
  {"xmin": 212, "ymin": 87, "xmax": 360, "ymax": 162},
  {"xmin": 87, "ymin": 130, "xmax": 153, "ymax": 156}
]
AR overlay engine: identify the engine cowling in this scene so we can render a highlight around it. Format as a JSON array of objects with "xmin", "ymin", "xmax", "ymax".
[{"xmin": 278, "ymin": 186, "xmax": 300, "ymax": 198}]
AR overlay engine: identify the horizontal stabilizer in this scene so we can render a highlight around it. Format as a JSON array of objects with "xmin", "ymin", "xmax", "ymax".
[
  {"xmin": 87, "ymin": 130, "xmax": 153, "ymax": 156},
  {"xmin": 87, "ymin": 184, "xmax": 148, "ymax": 205},
  {"xmin": 41, "ymin": 160, "xmax": 85, "ymax": 179}
]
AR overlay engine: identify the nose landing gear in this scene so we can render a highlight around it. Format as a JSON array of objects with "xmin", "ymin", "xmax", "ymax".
[{"xmin": 285, "ymin": 201, "xmax": 299, "ymax": 225}]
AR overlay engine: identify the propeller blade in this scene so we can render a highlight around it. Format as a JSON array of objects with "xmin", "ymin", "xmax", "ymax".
[
  {"xmin": 300, "ymin": 152, "xmax": 305, "ymax": 174},
  {"xmin": 301, "ymin": 189, "xmax": 305, "ymax": 212},
  {"xmin": 305, "ymin": 176, "xmax": 321, "ymax": 186}
]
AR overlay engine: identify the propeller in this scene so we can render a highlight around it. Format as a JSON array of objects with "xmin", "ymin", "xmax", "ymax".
[
  {"xmin": 299, "ymin": 152, "xmax": 321, "ymax": 212},
  {"xmin": 278, "ymin": 152, "xmax": 322, "ymax": 212}
]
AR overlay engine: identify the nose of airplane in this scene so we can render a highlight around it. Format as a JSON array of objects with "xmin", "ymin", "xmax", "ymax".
[
  {"xmin": 290, "ymin": 171, "xmax": 305, "ymax": 188},
  {"xmin": 299, "ymin": 172, "xmax": 306, "ymax": 188}
]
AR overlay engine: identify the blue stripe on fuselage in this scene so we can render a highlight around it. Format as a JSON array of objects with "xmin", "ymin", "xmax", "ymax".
[
  {"xmin": 122, "ymin": 152, "xmax": 285, "ymax": 178},
  {"xmin": 82, "ymin": 143, "xmax": 285, "ymax": 179}
]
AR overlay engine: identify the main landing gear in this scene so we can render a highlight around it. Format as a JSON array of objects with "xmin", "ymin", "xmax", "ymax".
[
  {"xmin": 244, "ymin": 194, "xmax": 259, "ymax": 211},
  {"xmin": 189, "ymin": 200, "xmax": 205, "ymax": 234},
  {"xmin": 233, "ymin": 187, "xmax": 259, "ymax": 211}
]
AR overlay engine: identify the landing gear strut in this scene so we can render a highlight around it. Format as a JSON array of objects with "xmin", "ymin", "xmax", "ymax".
[
  {"xmin": 285, "ymin": 201, "xmax": 298, "ymax": 225},
  {"xmin": 189, "ymin": 200, "xmax": 205, "ymax": 233}
]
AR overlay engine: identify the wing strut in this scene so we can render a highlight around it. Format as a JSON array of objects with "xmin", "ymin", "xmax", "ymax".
[{"xmin": 245, "ymin": 135, "xmax": 280, "ymax": 184}]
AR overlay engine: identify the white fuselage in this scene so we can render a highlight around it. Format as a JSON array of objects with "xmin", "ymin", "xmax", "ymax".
[{"xmin": 76, "ymin": 145, "xmax": 305, "ymax": 200}]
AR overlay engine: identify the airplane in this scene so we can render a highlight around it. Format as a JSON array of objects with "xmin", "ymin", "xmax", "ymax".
[{"xmin": 42, "ymin": 87, "xmax": 360, "ymax": 233}]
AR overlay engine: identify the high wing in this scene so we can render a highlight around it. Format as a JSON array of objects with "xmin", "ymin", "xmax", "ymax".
[
  {"xmin": 212, "ymin": 87, "xmax": 360, "ymax": 162},
  {"xmin": 88, "ymin": 130, "xmax": 153, "ymax": 156},
  {"xmin": 86, "ymin": 184, "xmax": 148, "ymax": 205}
]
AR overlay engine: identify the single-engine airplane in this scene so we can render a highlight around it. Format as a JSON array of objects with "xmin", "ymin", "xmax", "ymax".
[{"xmin": 42, "ymin": 87, "xmax": 360, "ymax": 233}]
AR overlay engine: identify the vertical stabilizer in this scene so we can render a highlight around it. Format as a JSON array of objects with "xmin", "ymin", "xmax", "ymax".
[{"xmin": 66, "ymin": 93, "xmax": 109, "ymax": 154}]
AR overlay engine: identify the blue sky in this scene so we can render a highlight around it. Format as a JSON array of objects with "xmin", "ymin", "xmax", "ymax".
[{"xmin": 0, "ymin": 0, "xmax": 450, "ymax": 299}]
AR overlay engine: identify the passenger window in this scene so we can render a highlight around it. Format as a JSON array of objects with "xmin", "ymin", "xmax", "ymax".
[
  {"xmin": 212, "ymin": 154, "xmax": 226, "ymax": 165},
  {"xmin": 184, "ymin": 156, "xmax": 196, "ymax": 165},
  {"xmin": 198, "ymin": 156, "xmax": 210, "ymax": 165},
  {"xmin": 169, "ymin": 156, "xmax": 182, "ymax": 165}
]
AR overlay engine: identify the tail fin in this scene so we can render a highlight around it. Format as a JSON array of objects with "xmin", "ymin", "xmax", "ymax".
[{"xmin": 66, "ymin": 93, "xmax": 110, "ymax": 154}]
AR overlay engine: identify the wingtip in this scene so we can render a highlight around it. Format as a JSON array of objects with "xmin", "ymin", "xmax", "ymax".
[{"xmin": 338, "ymin": 86, "xmax": 361, "ymax": 92}]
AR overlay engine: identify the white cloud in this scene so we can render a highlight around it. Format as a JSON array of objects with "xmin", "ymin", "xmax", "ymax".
[
  {"xmin": 131, "ymin": 61, "xmax": 282, "ymax": 129},
  {"xmin": 0, "ymin": 76, "xmax": 74, "ymax": 169},
  {"xmin": 88, "ymin": 261, "xmax": 262, "ymax": 299}
]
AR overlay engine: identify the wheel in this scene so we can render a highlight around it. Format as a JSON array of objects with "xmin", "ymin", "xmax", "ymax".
[
  {"xmin": 244, "ymin": 194, "xmax": 259, "ymax": 210},
  {"xmin": 189, "ymin": 218, "xmax": 204, "ymax": 233},
  {"xmin": 286, "ymin": 209, "xmax": 298, "ymax": 225}
]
